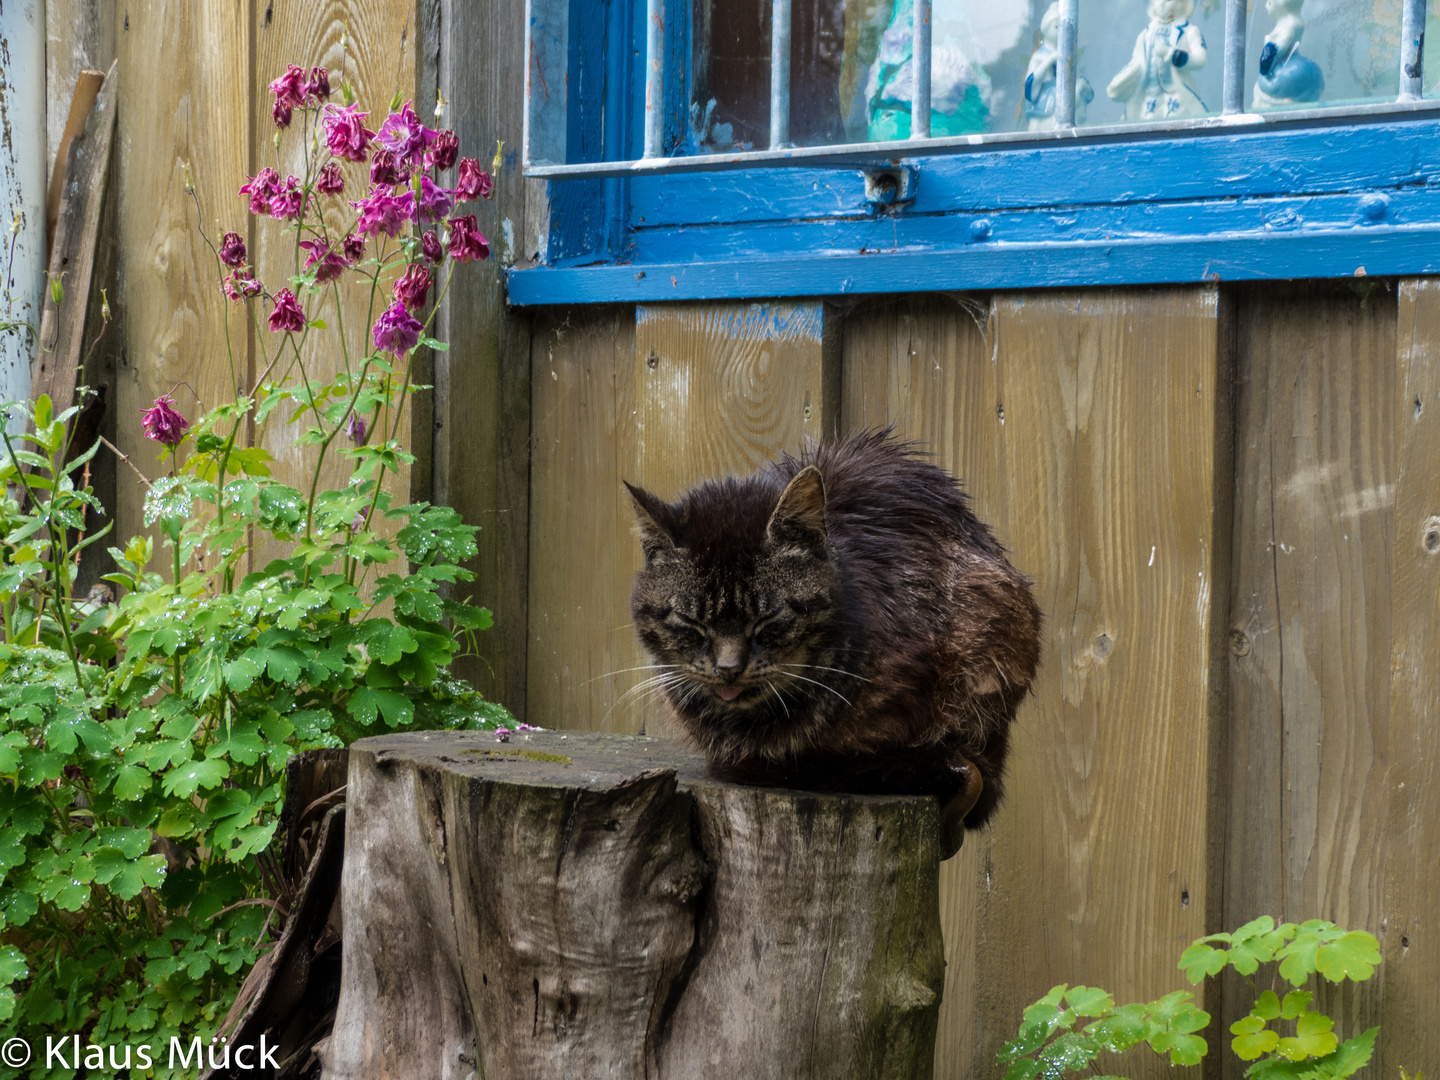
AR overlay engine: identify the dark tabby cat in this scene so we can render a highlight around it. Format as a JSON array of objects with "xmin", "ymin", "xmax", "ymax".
[{"xmin": 625, "ymin": 430, "xmax": 1041, "ymax": 857}]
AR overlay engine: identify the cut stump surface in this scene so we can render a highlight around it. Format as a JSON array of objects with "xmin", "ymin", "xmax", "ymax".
[{"xmin": 323, "ymin": 729, "xmax": 946, "ymax": 1080}]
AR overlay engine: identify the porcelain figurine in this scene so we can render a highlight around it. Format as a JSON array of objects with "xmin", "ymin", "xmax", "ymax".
[
  {"xmin": 866, "ymin": 0, "xmax": 992, "ymax": 139},
  {"xmin": 1252, "ymin": 0, "xmax": 1323, "ymax": 109},
  {"xmin": 1107, "ymin": 0, "xmax": 1209, "ymax": 122},
  {"xmin": 1022, "ymin": 2, "xmax": 1095, "ymax": 130}
]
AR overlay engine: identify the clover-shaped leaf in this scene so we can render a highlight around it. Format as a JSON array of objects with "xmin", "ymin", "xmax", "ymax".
[
  {"xmin": 1179, "ymin": 940, "xmax": 1228, "ymax": 983},
  {"xmin": 1276, "ymin": 1011, "xmax": 1336, "ymax": 1061},
  {"xmin": 1086, "ymin": 1002, "xmax": 1152, "ymax": 1053},
  {"xmin": 1314, "ymin": 932, "xmax": 1380, "ymax": 983},
  {"xmin": 1065, "ymin": 985, "xmax": 1115, "ymax": 1018},
  {"xmin": 1232, "ymin": 1027, "xmax": 1280, "ymax": 1061},
  {"xmin": 1252, "ymin": 991, "xmax": 1282, "ymax": 1021},
  {"xmin": 1280, "ymin": 990, "xmax": 1312, "ymax": 1020}
]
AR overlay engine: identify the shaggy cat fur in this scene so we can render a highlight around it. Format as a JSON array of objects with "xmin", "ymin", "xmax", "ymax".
[{"xmin": 626, "ymin": 430, "xmax": 1041, "ymax": 846}]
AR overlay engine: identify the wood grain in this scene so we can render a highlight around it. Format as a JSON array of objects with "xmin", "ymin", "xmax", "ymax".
[
  {"xmin": 111, "ymin": 0, "xmax": 252, "ymax": 547},
  {"xmin": 968, "ymin": 288, "xmax": 1223, "ymax": 1080},
  {"xmin": 1382, "ymin": 280, "xmax": 1440, "ymax": 1077},
  {"xmin": 526, "ymin": 306, "xmax": 641, "ymax": 733},
  {"xmin": 427, "ymin": 0, "xmax": 536, "ymax": 716},
  {"xmin": 249, "ymin": 2, "xmax": 415, "ymax": 573},
  {"xmin": 1223, "ymin": 283, "xmax": 1396, "ymax": 1076},
  {"xmin": 839, "ymin": 294, "xmax": 1002, "ymax": 1080}
]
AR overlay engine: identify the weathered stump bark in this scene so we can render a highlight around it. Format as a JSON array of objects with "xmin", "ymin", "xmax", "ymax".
[{"xmin": 322, "ymin": 730, "xmax": 946, "ymax": 1080}]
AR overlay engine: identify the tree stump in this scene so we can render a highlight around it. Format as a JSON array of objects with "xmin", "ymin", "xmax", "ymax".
[{"xmin": 322, "ymin": 730, "xmax": 946, "ymax": 1080}]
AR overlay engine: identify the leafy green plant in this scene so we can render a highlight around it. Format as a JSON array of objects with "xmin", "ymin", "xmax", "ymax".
[
  {"xmin": 0, "ymin": 51, "xmax": 507, "ymax": 1078},
  {"xmin": 998, "ymin": 917, "xmax": 1383, "ymax": 1080}
]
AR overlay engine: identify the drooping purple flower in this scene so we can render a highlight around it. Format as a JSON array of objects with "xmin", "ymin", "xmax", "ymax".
[
  {"xmin": 426, "ymin": 130, "xmax": 459, "ymax": 171},
  {"xmin": 269, "ymin": 64, "xmax": 308, "ymax": 107},
  {"xmin": 398, "ymin": 176, "xmax": 453, "ymax": 224},
  {"xmin": 350, "ymin": 188, "xmax": 409, "ymax": 238},
  {"xmin": 371, "ymin": 299, "xmax": 423, "ymax": 356},
  {"xmin": 307, "ymin": 66, "xmax": 331, "ymax": 102},
  {"xmin": 239, "ymin": 168, "xmax": 282, "ymax": 215},
  {"xmin": 269, "ymin": 175, "xmax": 305, "ymax": 221},
  {"xmin": 299, "ymin": 238, "xmax": 349, "ymax": 283},
  {"xmin": 346, "ymin": 411, "xmax": 367, "ymax": 444},
  {"xmin": 393, "ymin": 263, "xmax": 433, "ymax": 311},
  {"xmin": 268, "ymin": 288, "xmax": 306, "ymax": 333},
  {"xmin": 446, "ymin": 214, "xmax": 489, "ymax": 263},
  {"xmin": 420, "ymin": 230, "xmax": 443, "ymax": 263},
  {"xmin": 272, "ymin": 98, "xmax": 294, "ymax": 129},
  {"xmin": 322, "ymin": 102, "xmax": 375, "ymax": 163},
  {"xmin": 369, "ymin": 149, "xmax": 404, "ymax": 187},
  {"xmin": 220, "ymin": 269, "xmax": 263, "ymax": 303},
  {"xmin": 316, "ymin": 162, "xmax": 345, "ymax": 195},
  {"xmin": 454, "ymin": 158, "xmax": 494, "ymax": 202},
  {"xmin": 141, "ymin": 395, "xmax": 189, "ymax": 446},
  {"xmin": 375, "ymin": 102, "xmax": 435, "ymax": 168},
  {"xmin": 342, "ymin": 231, "xmax": 365, "ymax": 263},
  {"xmin": 219, "ymin": 231, "xmax": 247, "ymax": 268}
]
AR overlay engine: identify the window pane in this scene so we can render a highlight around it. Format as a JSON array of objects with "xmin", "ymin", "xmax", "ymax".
[
  {"xmin": 690, "ymin": 0, "xmax": 1051, "ymax": 148},
  {"xmin": 1246, "ymin": 0, "xmax": 1401, "ymax": 110},
  {"xmin": 1083, "ymin": 0, "xmax": 1222, "ymax": 124}
]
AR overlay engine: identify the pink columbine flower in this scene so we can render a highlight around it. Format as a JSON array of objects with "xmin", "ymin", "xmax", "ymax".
[
  {"xmin": 269, "ymin": 175, "xmax": 306, "ymax": 221},
  {"xmin": 350, "ymin": 188, "xmax": 409, "ymax": 238},
  {"xmin": 454, "ymin": 158, "xmax": 494, "ymax": 202},
  {"xmin": 322, "ymin": 102, "xmax": 375, "ymax": 163},
  {"xmin": 420, "ymin": 230, "xmax": 443, "ymax": 263},
  {"xmin": 239, "ymin": 168, "xmax": 282, "ymax": 215},
  {"xmin": 269, "ymin": 64, "xmax": 308, "ymax": 107},
  {"xmin": 446, "ymin": 214, "xmax": 489, "ymax": 263},
  {"xmin": 221, "ymin": 269, "xmax": 263, "ymax": 303},
  {"xmin": 426, "ymin": 130, "xmax": 459, "ymax": 171},
  {"xmin": 495, "ymin": 727, "xmax": 511, "ymax": 743},
  {"xmin": 371, "ymin": 300, "xmax": 423, "ymax": 356},
  {"xmin": 306, "ymin": 66, "xmax": 331, "ymax": 102},
  {"xmin": 346, "ymin": 412, "xmax": 367, "ymax": 444},
  {"xmin": 316, "ymin": 162, "xmax": 345, "ymax": 195},
  {"xmin": 299, "ymin": 238, "xmax": 349, "ymax": 284},
  {"xmin": 398, "ymin": 176, "xmax": 453, "ymax": 224},
  {"xmin": 370, "ymin": 149, "xmax": 403, "ymax": 187},
  {"xmin": 219, "ymin": 231, "xmax": 247, "ymax": 268},
  {"xmin": 141, "ymin": 395, "xmax": 189, "ymax": 446},
  {"xmin": 272, "ymin": 98, "xmax": 294, "ymax": 129},
  {"xmin": 375, "ymin": 102, "xmax": 435, "ymax": 168},
  {"xmin": 342, "ymin": 231, "xmax": 365, "ymax": 263},
  {"xmin": 268, "ymin": 288, "xmax": 306, "ymax": 333},
  {"xmin": 393, "ymin": 263, "xmax": 433, "ymax": 310}
]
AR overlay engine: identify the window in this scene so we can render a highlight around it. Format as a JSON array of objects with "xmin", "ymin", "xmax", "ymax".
[{"xmin": 510, "ymin": 0, "xmax": 1440, "ymax": 304}]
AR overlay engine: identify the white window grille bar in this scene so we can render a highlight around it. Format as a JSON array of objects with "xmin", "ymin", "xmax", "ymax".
[
  {"xmin": 1054, "ymin": 0, "xmax": 1079, "ymax": 127},
  {"xmin": 770, "ymin": 0, "xmax": 793, "ymax": 149},
  {"xmin": 1399, "ymin": 0, "xmax": 1425, "ymax": 101},
  {"xmin": 644, "ymin": 0, "xmax": 665, "ymax": 157},
  {"xmin": 913, "ymin": 0, "xmax": 932, "ymax": 138},
  {"xmin": 1222, "ymin": 0, "xmax": 1247, "ymax": 113}
]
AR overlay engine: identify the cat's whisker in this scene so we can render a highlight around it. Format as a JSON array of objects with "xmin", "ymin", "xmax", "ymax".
[
  {"xmin": 778, "ymin": 662, "xmax": 872, "ymax": 684},
  {"xmin": 766, "ymin": 681, "xmax": 790, "ymax": 718},
  {"xmin": 584, "ymin": 663, "xmax": 682, "ymax": 687},
  {"xmin": 776, "ymin": 670, "xmax": 854, "ymax": 708}
]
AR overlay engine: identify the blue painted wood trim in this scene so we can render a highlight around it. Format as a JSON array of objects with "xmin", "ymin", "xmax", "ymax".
[{"xmin": 521, "ymin": 116, "xmax": 1440, "ymax": 305}]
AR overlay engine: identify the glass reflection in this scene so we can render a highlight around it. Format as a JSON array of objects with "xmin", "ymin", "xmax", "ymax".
[
  {"xmin": 1244, "ymin": 0, "xmax": 1402, "ymax": 110},
  {"xmin": 1106, "ymin": 0, "xmax": 1211, "ymax": 120}
]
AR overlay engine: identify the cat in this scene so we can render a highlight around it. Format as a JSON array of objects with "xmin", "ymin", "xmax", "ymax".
[{"xmin": 625, "ymin": 429, "xmax": 1042, "ymax": 858}]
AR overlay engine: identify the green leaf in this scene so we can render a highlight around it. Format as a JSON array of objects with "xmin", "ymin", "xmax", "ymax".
[
  {"xmin": 91, "ymin": 849, "xmax": 167, "ymax": 899},
  {"xmin": 1064, "ymin": 986, "xmax": 1114, "ymax": 1017},
  {"xmin": 1280, "ymin": 990, "xmax": 1313, "ymax": 1020},
  {"xmin": 161, "ymin": 756, "xmax": 230, "ymax": 798},
  {"xmin": 224, "ymin": 655, "xmax": 263, "ymax": 692},
  {"xmin": 1276, "ymin": 1012, "xmax": 1336, "ymax": 1061},
  {"xmin": 0, "ymin": 944, "xmax": 28, "ymax": 984},
  {"xmin": 1179, "ymin": 941, "xmax": 1228, "ymax": 983},
  {"xmin": 1233, "ymin": 1029, "xmax": 1281, "ymax": 1061},
  {"xmin": 1037, "ymin": 1031, "xmax": 1100, "ymax": 1075},
  {"xmin": 111, "ymin": 764, "xmax": 153, "ymax": 800},
  {"xmin": 1148, "ymin": 1031, "xmax": 1208, "ymax": 1067},
  {"xmin": 1314, "ymin": 932, "xmax": 1380, "ymax": 983},
  {"xmin": 1085, "ymin": 1002, "xmax": 1153, "ymax": 1054}
]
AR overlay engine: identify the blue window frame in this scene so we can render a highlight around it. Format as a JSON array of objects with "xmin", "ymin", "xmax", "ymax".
[{"xmin": 508, "ymin": 0, "xmax": 1440, "ymax": 305}]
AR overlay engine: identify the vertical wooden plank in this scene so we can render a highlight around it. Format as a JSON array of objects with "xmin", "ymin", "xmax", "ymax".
[
  {"xmin": 527, "ymin": 301, "xmax": 838, "ymax": 734},
  {"xmin": 840, "ymin": 294, "xmax": 1003, "ymax": 1080},
  {"xmin": 966, "ymin": 288, "xmax": 1223, "ymax": 1080},
  {"xmin": 45, "ymin": 1, "xmax": 115, "ymax": 187},
  {"xmin": 248, "ymin": 3, "xmax": 415, "ymax": 572},
  {"xmin": 1222, "ymin": 283, "xmax": 1395, "ymax": 1076},
  {"xmin": 112, "ymin": 1, "xmax": 251, "ymax": 546},
  {"xmin": 526, "ymin": 306, "xmax": 638, "ymax": 732},
  {"xmin": 430, "ymin": 0, "xmax": 535, "ymax": 718},
  {"xmin": 1383, "ymin": 280, "xmax": 1440, "ymax": 1077}
]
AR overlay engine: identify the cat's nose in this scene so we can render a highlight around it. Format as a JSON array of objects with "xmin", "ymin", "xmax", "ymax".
[{"xmin": 714, "ymin": 639, "xmax": 746, "ymax": 676}]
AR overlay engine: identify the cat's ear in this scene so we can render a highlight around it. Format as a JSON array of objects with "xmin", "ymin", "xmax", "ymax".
[
  {"xmin": 624, "ymin": 481, "xmax": 678, "ymax": 557},
  {"xmin": 766, "ymin": 467, "xmax": 827, "ymax": 552}
]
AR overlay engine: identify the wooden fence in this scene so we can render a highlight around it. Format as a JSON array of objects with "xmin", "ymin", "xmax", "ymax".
[{"xmin": 46, "ymin": 2, "xmax": 1439, "ymax": 1078}]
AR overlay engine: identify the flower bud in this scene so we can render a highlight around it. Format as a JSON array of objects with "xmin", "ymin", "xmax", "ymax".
[
  {"xmin": 181, "ymin": 160, "xmax": 195, "ymax": 193},
  {"xmin": 8, "ymin": 212, "xmax": 20, "ymax": 236},
  {"xmin": 49, "ymin": 272, "xmax": 64, "ymax": 307},
  {"xmin": 389, "ymin": 89, "xmax": 403, "ymax": 113},
  {"xmin": 434, "ymin": 93, "xmax": 447, "ymax": 119},
  {"xmin": 342, "ymin": 82, "xmax": 356, "ymax": 106},
  {"xmin": 100, "ymin": 288, "xmax": 111, "ymax": 322}
]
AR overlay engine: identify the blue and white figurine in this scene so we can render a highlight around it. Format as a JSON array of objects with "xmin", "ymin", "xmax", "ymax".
[
  {"xmin": 1107, "ymin": 0, "xmax": 1209, "ymax": 122},
  {"xmin": 1253, "ymin": 0, "xmax": 1323, "ymax": 109},
  {"xmin": 1023, "ymin": 2, "xmax": 1094, "ymax": 130}
]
